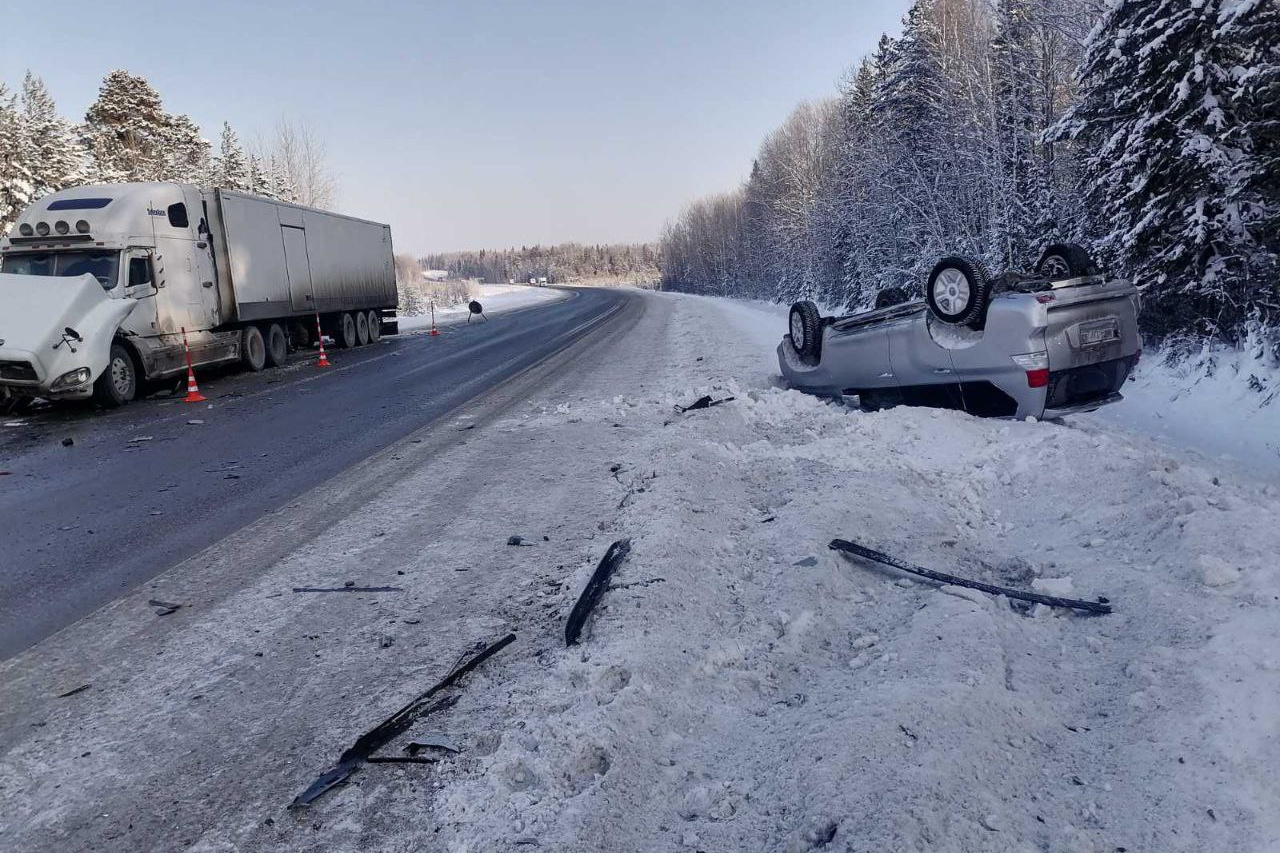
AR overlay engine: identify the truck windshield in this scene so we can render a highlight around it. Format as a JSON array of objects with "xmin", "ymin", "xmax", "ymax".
[{"xmin": 1, "ymin": 250, "xmax": 121, "ymax": 290}]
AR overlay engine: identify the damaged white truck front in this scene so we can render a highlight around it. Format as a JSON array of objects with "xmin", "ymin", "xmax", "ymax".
[{"xmin": 0, "ymin": 182, "xmax": 396, "ymax": 409}]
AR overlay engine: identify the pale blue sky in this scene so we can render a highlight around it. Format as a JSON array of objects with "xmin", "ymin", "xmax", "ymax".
[{"xmin": 0, "ymin": 0, "xmax": 909, "ymax": 254}]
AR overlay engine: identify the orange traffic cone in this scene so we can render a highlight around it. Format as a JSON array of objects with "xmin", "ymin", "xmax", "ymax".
[
  {"xmin": 429, "ymin": 300, "xmax": 439, "ymax": 337},
  {"xmin": 179, "ymin": 327, "xmax": 207, "ymax": 403},
  {"xmin": 315, "ymin": 313, "xmax": 331, "ymax": 367},
  {"xmin": 183, "ymin": 367, "xmax": 206, "ymax": 403}
]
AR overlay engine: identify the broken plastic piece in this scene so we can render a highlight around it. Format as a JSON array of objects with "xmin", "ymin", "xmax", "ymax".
[
  {"xmin": 148, "ymin": 598, "xmax": 182, "ymax": 616},
  {"xmin": 674, "ymin": 395, "xmax": 735, "ymax": 413},
  {"xmin": 291, "ymin": 632, "xmax": 515, "ymax": 807},
  {"xmin": 565, "ymin": 539, "xmax": 632, "ymax": 646},
  {"xmin": 828, "ymin": 539, "xmax": 1112, "ymax": 614},
  {"xmin": 406, "ymin": 734, "xmax": 461, "ymax": 755}
]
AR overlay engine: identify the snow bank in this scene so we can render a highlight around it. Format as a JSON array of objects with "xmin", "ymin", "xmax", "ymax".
[
  {"xmin": 1090, "ymin": 341, "xmax": 1280, "ymax": 482},
  {"xmin": 423, "ymin": 292, "xmax": 1280, "ymax": 851},
  {"xmin": 398, "ymin": 284, "xmax": 566, "ymax": 332}
]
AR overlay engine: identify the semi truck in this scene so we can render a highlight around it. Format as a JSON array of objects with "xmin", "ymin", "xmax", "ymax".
[{"xmin": 0, "ymin": 182, "xmax": 397, "ymax": 408}]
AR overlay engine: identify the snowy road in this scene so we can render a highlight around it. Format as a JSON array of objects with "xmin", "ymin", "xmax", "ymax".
[
  {"xmin": 0, "ymin": 285, "xmax": 620, "ymax": 658},
  {"xmin": 1, "ymin": 289, "xmax": 1277, "ymax": 852}
]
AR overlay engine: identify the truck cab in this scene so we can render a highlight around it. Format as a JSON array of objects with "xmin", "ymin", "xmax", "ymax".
[
  {"xmin": 1, "ymin": 181, "xmax": 395, "ymax": 409},
  {"xmin": 0, "ymin": 183, "xmax": 232, "ymax": 403}
]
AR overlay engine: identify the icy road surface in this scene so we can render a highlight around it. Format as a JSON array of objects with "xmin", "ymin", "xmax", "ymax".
[
  {"xmin": 1, "ymin": 289, "xmax": 1277, "ymax": 852},
  {"xmin": 0, "ymin": 285, "xmax": 612, "ymax": 658}
]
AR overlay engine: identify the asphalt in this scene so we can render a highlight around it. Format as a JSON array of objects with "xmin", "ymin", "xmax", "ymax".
[{"xmin": 0, "ymin": 286, "xmax": 635, "ymax": 659}]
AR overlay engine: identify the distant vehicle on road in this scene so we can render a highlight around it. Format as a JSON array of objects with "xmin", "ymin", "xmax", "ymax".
[
  {"xmin": 779, "ymin": 244, "xmax": 1142, "ymax": 419},
  {"xmin": 537, "ymin": 276, "xmax": 548, "ymax": 286},
  {"xmin": 0, "ymin": 182, "xmax": 397, "ymax": 408}
]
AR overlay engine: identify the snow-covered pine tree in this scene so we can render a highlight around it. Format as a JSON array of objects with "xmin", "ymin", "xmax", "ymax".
[
  {"xmin": 989, "ymin": 0, "xmax": 1042, "ymax": 271},
  {"xmin": 82, "ymin": 70, "xmax": 173, "ymax": 182},
  {"xmin": 20, "ymin": 72, "xmax": 83, "ymax": 201},
  {"xmin": 247, "ymin": 153, "xmax": 270, "ymax": 197},
  {"xmin": 0, "ymin": 83, "xmax": 35, "ymax": 236},
  {"xmin": 1231, "ymin": 0, "xmax": 1280, "ymax": 323},
  {"xmin": 867, "ymin": 1, "xmax": 951, "ymax": 290},
  {"xmin": 161, "ymin": 113, "xmax": 209, "ymax": 184},
  {"xmin": 211, "ymin": 122, "xmax": 250, "ymax": 190},
  {"xmin": 267, "ymin": 155, "xmax": 297, "ymax": 203},
  {"xmin": 835, "ymin": 42, "xmax": 902, "ymax": 307},
  {"xmin": 1049, "ymin": 0, "xmax": 1270, "ymax": 339}
]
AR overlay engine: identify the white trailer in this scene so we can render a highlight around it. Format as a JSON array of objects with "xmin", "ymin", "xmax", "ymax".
[{"xmin": 0, "ymin": 182, "xmax": 396, "ymax": 407}]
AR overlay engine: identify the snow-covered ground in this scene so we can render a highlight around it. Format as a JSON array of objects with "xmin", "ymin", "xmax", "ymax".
[
  {"xmin": 398, "ymin": 283, "xmax": 567, "ymax": 332},
  {"xmin": 2, "ymin": 289, "xmax": 1277, "ymax": 852},
  {"xmin": 1089, "ymin": 343, "xmax": 1280, "ymax": 482}
]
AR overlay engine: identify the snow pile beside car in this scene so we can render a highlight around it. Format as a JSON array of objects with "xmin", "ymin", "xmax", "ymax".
[
  {"xmin": 426, "ymin": 292, "xmax": 1280, "ymax": 852},
  {"xmin": 1091, "ymin": 338, "xmax": 1280, "ymax": 481}
]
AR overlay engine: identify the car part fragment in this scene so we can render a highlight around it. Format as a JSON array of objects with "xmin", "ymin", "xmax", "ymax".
[
  {"xmin": 565, "ymin": 539, "xmax": 632, "ymax": 646},
  {"xmin": 291, "ymin": 632, "xmax": 515, "ymax": 807},
  {"xmin": 828, "ymin": 538, "xmax": 1112, "ymax": 614},
  {"xmin": 674, "ymin": 395, "xmax": 734, "ymax": 413}
]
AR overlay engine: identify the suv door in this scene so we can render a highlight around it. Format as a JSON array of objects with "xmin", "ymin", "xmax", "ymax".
[
  {"xmin": 822, "ymin": 324, "xmax": 894, "ymax": 394},
  {"xmin": 885, "ymin": 313, "xmax": 965, "ymax": 409}
]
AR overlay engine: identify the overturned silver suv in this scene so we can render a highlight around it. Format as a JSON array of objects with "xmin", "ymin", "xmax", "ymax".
[{"xmin": 778, "ymin": 244, "xmax": 1142, "ymax": 419}]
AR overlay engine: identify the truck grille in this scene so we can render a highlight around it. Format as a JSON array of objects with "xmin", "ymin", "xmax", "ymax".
[
  {"xmin": 0, "ymin": 360, "xmax": 38, "ymax": 382},
  {"xmin": 1046, "ymin": 355, "xmax": 1136, "ymax": 409}
]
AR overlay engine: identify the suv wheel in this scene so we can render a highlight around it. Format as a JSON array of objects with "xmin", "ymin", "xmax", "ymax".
[
  {"xmin": 926, "ymin": 256, "xmax": 991, "ymax": 330},
  {"xmin": 788, "ymin": 301, "xmax": 822, "ymax": 363},
  {"xmin": 1036, "ymin": 243, "xmax": 1100, "ymax": 280}
]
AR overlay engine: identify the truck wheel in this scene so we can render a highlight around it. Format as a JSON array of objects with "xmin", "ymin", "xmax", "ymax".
[
  {"xmin": 337, "ymin": 313, "xmax": 358, "ymax": 349},
  {"xmin": 788, "ymin": 301, "xmax": 823, "ymax": 363},
  {"xmin": 292, "ymin": 321, "xmax": 313, "ymax": 350},
  {"xmin": 355, "ymin": 311, "xmax": 370, "ymax": 346},
  {"xmin": 367, "ymin": 310, "xmax": 382, "ymax": 342},
  {"xmin": 92, "ymin": 343, "xmax": 138, "ymax": 407},
  {"xmin": 1036, "ymin": 243, "xmax": 1099, "ymax": 280},
  {"xmin": 264, "ymin": 323, "xmax": 288, "ymax": 367},
  {"xmin": 242, "ymin": 326, "xmax": 267, "ymax": 372},
  {"xmin": 926, "ymin": 257, "xmax": 991, "ymax": 330}
]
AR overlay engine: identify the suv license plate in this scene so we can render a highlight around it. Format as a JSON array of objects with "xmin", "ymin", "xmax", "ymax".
[{"xmin": 1079, "ymin": 321, "xmax": 1119, "ymax": 347}]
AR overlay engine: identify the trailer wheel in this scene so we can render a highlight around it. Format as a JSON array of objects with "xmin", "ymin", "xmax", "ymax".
[
  {"xmin": 367, "ymin": 310, "xmax": 382, "ymax": 342},
  {"xmin": 337, "ymin": 313, "xmax": 358, "ymax": 349},
  {"xmin": 926, "ymin": 256, "xmax": 991, "ymax": 330},
  {"xmin": 264, "ymin": 323, "xmax": 288, "ymax": 368},
  {"xmin": 788, "ymin": 301, "xmax": 823, "ymax": 363},
  {"xmin": 1035, "ymin": 243, "xmax": 1099, "ymax": 280},
  {"xmin": 292, "ymin": 321, "xmax": 313, "ymax": 350},
  {"xmin": 355, "ymin": 311, "xmax": 370, "ymax": 346},
  {"xmin": 242, "ymin": 326, "xmax": 267, "ymax": 372},
  {"xmin": 92, "ymin": 343, "xmax": 138, "ymax": 408}
]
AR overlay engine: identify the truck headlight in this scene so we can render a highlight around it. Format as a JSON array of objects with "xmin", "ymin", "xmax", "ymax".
[{"xmin": 51, "ymin": 367, "xmax": 92, "ymax": 390}]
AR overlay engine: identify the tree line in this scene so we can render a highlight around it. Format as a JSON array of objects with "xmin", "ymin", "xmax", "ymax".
[
  {"xmin": 0, "ymin": 69, "xmax": 334, "ymax": 235},
  {"xmin": 658, "ymin": 0, "xmax": 1279, "ymax": 344},
  {"xmin": 422, "ymin": 243, "xmax": 659, "ymax": 285}
]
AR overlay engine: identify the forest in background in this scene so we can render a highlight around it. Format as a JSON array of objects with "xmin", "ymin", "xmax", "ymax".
[
  {"xmin": 0, "ymin": 69, "xmax": 335, "ymax": 235},
  {"xmin": 658, "ymin": 0, "xmax": 1279, "ymax": 347},
  {"xmin": 422, "ymin": 243, "xmax": 659, "ymax": 285}
]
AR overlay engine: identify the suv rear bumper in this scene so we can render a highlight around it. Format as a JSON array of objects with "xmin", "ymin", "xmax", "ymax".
[
  {"xmin": 1045, "ymin": 391, "xmax": 1124, "ymax": 418},
  {"xmin": 1045, "ymin": 354, "xmax": 1138, "ymax": 411}
]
